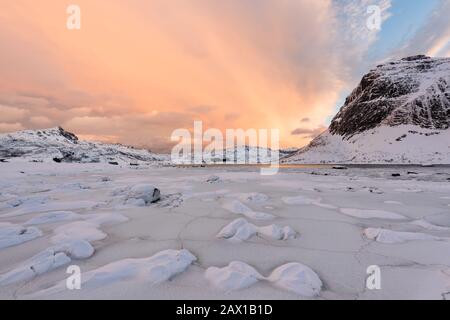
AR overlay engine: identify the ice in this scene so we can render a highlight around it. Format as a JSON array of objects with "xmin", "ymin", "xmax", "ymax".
[
  {"xmin": 24, "ymin": 211, "xmax": 81, "ymax": 225},
  {"xmin": 268, "ymin": 263, "xmax": 322, "ymax": 297},
  {"xmin": 2, "ymin": 200, "xmax": 99, "ymax": 217},
  {"xmin": 216, "ymin": 218, "xmax": 297, "ymax": 242},
  {"xmin": 340, "ymin": 208, "xmax": 406, "ymax": 220},
  {"xmin": 364, "ymin": 228, "xmax": 443, "ymax": 244},
  {"xmin": 222, "ymin": 200, "xmax": 275, "ymax": 220},
  {"xmin": 205, "ymin": 261, "xmax": 263, "ymax": 291},
  {"xmin": 0, "ymin": 223, "xmax": 42, "ymax": 250},
  {"xmin": 0, "ymin": 240, "xmax": 94, "ymax": 286},
  {"xmin": 411, "ymin": 219, "xmax": 450, "ymax": 231}
]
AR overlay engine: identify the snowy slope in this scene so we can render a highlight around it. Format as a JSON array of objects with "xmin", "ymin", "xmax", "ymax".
[
  {"xmin": 0, "ymin": 127, "xmax": 169, "ymax": 164},
  {"xmin": 286, "ymin": 56, "xmax": 450, "ymax": 164}
]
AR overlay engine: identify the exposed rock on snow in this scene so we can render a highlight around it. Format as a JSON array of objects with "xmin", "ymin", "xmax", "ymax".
[
  {"xmin": 222, "ymin": 200, "xmax": 275, "ymax": 220},
  {"xmin": 205, "ymin": 261, "xmax": 322, "ymax": 297},
  {"xmin": 126, "ymin": 184, "xmax": 161, "ymax": 205},
  {"xmin": 0, "ymin": 223, "xmax": 42, "ymax": 250},
  {"xmin": 206, "ymin": 175, "xmax": 222, "ymax": 184},
  {"xmin": 285, "ymin": 56, "xmax": 450, "ymax": 164},
  {"xmin": 216, "ymin": 218, "xmax": 296, "ymax": 242},
  {"xmin": 363, "ymin": 228, "xmax": 443, "ymax": 244}
]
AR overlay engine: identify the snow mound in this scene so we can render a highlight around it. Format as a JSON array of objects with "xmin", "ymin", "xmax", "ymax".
[
  {"xmin": 0, "ymin": 223, "xmax": 42, "ymax": 250},
  {"xmin": 364, "ymin": 228, "xmax": 443, "ymax": 244},
  {"xmin": 32, "ymin": 249, "xmax": 196, "ymax": 295},
  {"xmin": 340, "ymin": 208, "xmax": 406, "ymax": 220},
  {"xmin": 205, "ymin": 261, "xmax": 263, "ymax": 291},
  {"xmin": 205, "ymin": 261, "xmax": 322, "ymax": 297},
  {"xmin": 217, "ymin": 218, "xmax": 296, "ymax": 242},
  {"xmin": 0, "ymin": 240, "xmax": 94, "ymax": 286},
  {"xmin": 222, "ymin": 200, "xmax": 274, "ymax": 220},
  {"xmin": 267, "ymin": 262, "xmax": 323, "ymax": 297}
]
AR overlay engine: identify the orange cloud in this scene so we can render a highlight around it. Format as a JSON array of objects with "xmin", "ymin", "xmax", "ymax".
[{"xmin": 0, "ymin": 0, "xmax": 384, "ymax": 150}]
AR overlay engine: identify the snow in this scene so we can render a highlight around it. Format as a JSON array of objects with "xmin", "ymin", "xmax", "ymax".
[
  {"xmin": 339, "ymin": 208, "xmax": 406, "ymax": 220},
  {"xmin": 222, "ymin": 200, "xmax": 275, "ymax": 220},
  {"xmin": 0, "ymin": 240, "xmax": 94, "ymax": 286},
  {"xmin": 0, "ymin": 162, "xmax": 449, "ymax": 299},
  {"xmin": 0, "ymin": 223, "xmax": 42, "ymax": 249},
  {"xmin": 31, "ymin": 249, "xmax": 196, "ymax": 296},
  {"xmin": 205, "ymin": 261, "xmax": 263, "ymax": 291},
  {"xmin": 285, "ymin": 125, "xmax": 450, "ymax": 164},
  {"xmin": 205, "ymin": 261, "xmax": 322, "ymax": 297},
  {"xmin": 267, "ymin": 263, "xmax": 322, "ymax": 297},
  {"xmin": 216, "ymin": 218, "xmax": 297, "ymax": 242},
  {"xmin": 363, "ymin": 228, "xmax": 444, "ymax": 244},
  {"xmin": 24, "ymin": 211, "xmax": 81, "ymax": 225}
]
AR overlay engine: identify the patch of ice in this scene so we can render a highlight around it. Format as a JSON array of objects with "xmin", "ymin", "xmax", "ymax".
[
  {"xmin": 206, "ymin": 175, "xmax": 222, "ymax": 184},
  {"xmin": 2, "ymin": 200, "xmax": 99, "ymax": 217},
  {"xmin": 222, "ymin": 200, "xmax": 274, "ymax": 220},
  {"xmin": 395, "ymin": 188, "xmax": 423, "ymax": 193},
  {"xmin": 340, "ymin": 208, "xmax": 406, "ymax": 220},
  {"xmin": 0, "ymin": 223, "xmax": 42, "ymax": 250},
  {"xmin": 217, "ymin": 218, "xmax": 296, "ymax": 242},
  {"xmin": 24, "ymin": 211, "xmax": 81, "ymax": 225},
  {"xmin": 363, "ymin": 228, "xmax": 443, "ymax": 244}
]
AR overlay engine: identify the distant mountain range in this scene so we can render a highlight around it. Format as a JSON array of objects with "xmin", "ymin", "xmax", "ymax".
[
  {"xmin": 285, "ymin": 55, "xmax": 450, "ymax": 164},
  {"xmin": 0, "ymin": 127, "xmax": 168, "ymax": 164}
]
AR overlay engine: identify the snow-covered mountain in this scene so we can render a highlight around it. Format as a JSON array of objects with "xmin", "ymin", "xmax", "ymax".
[
  {"xmin": 285, "ymin": 55, "xmax": 450, "ymax": 164},
  {"xmin": 0, "ymin": 127, "xmax": 169, "ymax": 164}
]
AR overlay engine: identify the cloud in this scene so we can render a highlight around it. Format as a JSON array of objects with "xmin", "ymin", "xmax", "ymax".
[
  {"xmin": 0, "ymin": 122, "xmax": 24, "ymax": 133},
  {"xmin": 0, "ymin": 105, "xmax": 27, "ymax": 123},
  {"xmin": 390, "ymin": 0, "xmax": 450, "ymax": 58},
  {"xmin": 291, "ymin": 126, "xmax": 327, "ymax": 138}
]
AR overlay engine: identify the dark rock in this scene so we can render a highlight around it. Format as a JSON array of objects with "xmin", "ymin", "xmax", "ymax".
[
  {"xmin": 0, "ymin": 159, "xmax": 7, "ymax": 163},
  {"xmin": 108, "ymin": 161, "xmax": 119, "ymax": 165},
  {"xmin": 407, "ymin": 171, "xmax": 418, "ymax": 175},
  {"xmin": 332, "ymin": 165, "xmax": 348, "ymax": 170},
  {"xmin": 53, "ymin": 158, "xmax": 62, "ymax": 163},
  {"xmin": 391, "ymin": 173, "xmax": 401, "ymax": 177}
]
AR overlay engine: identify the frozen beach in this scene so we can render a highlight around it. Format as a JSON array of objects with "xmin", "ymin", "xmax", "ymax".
[{"xmin": 0, "ymin": 162, "xmax": 449, "ymax": 300}]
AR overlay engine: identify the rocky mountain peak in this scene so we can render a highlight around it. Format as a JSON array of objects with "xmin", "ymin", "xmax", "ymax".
[{"xmin": 329, "ymin": 55, "xmax": 450, "ymax": 137}]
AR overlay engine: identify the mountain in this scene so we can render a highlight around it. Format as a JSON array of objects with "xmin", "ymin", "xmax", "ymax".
[
  {"xmin": 0, "ymin": 127, "xmax": 169, "ymax": 164},
  {"xmin": 285, "ymin": 55, "xmax": 450, "ymax": 164}
]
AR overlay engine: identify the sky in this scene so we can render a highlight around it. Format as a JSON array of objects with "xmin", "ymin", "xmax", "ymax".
[{"xmin": 0, "ymin": 0, "xmax": 449, "ymax": 152}]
